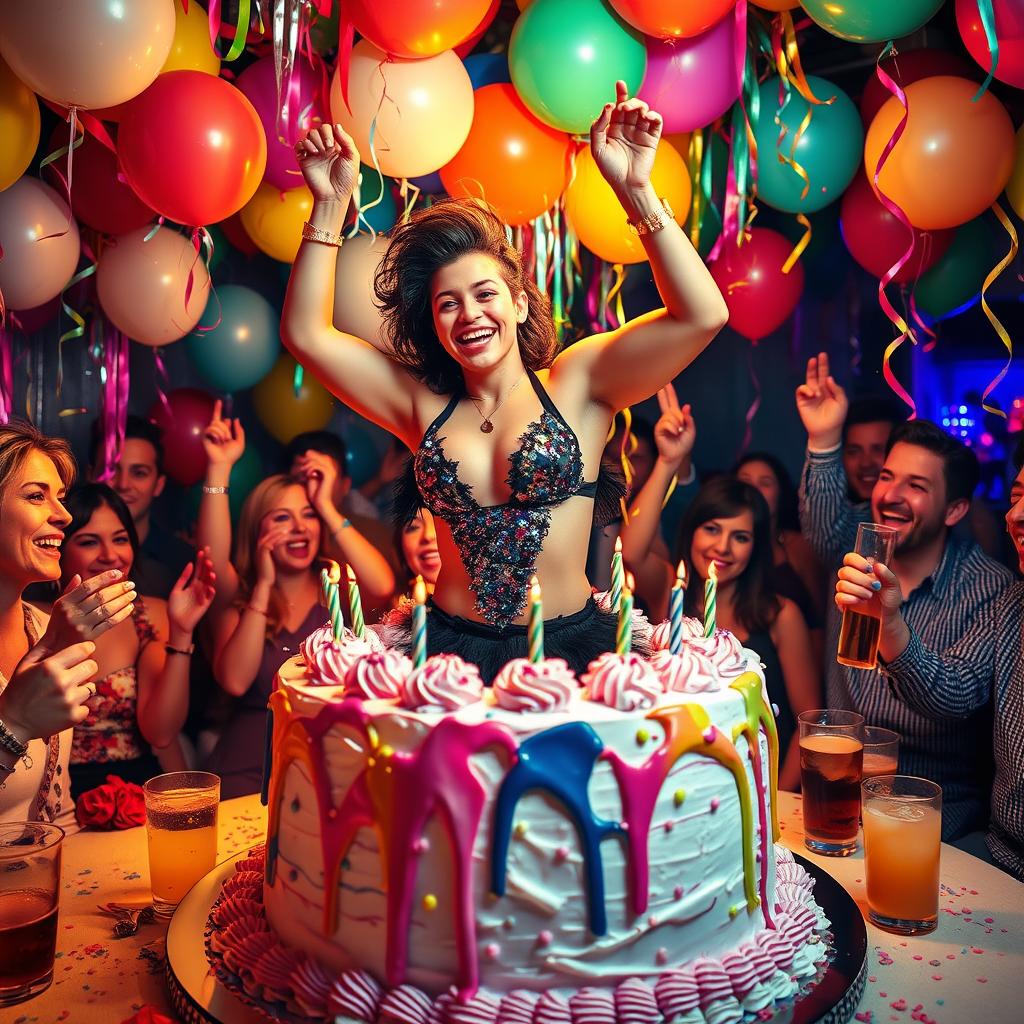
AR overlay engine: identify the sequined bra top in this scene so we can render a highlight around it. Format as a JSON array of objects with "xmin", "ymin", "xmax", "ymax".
[{"xmin": 412, "ymin": 368, "xmax": 602, "ymax": 628}]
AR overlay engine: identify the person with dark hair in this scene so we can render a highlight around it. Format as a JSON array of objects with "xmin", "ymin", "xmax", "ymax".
[
  {"xmin": 38, "ymin": 484, "xmax": 216, "ymax": 800},
  {"xmin": 280, "ymin": 84, "xmax": 728, "ymax": 680},
  {"xmin": 841, "ymin": 395, "xmax": 904, "ymax": 503},
  {"xmin": 620, "ymin": 467, "xmax": 820, "ymax": 790},
  {"xmin": 0, "ymin": 423, "xmax": 144, "ymax": 828},
  {"xmin": 796, "ymin": 352, "xmax": 1013, "ymax": 839},
  {"xmin": 90, "ymin": 414, "xmax": 194, "ymax": 598},
  {"xmin": 394, "ymin": 507, "xmax": 441, "ymax": 599},
  {"xmin": 834, "ymin": 437, "xmax": 1024, "ymax": 880}
]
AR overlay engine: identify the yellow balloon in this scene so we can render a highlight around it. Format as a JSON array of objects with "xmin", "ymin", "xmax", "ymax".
[
  {"xmin": 239, "ymin": 181, "xmax": 313, "ymax": 263},
  {"xmin": 161, "ymin": 0, "xmax": 220, "ymax": 76},
  {"xmin": 565, "ymin": 144, "xmax": 691, "ymax": 265},
  {"xmin": 253, "ymin": 355, "xmax": 335, "ymax": 444},
  {"xmin": 1006, "ymin": 126, "xmax": 1024, "ymax": 221},
  {"xmin": 0, "ymin": 57, "xmax": 40, "ymax": 191}
]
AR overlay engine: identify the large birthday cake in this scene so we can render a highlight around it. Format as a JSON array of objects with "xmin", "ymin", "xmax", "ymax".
[{"xmin": 207, "ymin": 610, "xmax": 829, "ymax": 1022}]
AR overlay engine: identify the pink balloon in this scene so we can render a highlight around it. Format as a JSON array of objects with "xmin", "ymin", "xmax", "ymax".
[
  {"xmin": 0, "ymin": 177, "xmax": 80, "ymax": 310},
  {"xmin": 96, "ymin": 225, "xmax": 211, "ymax": 347},
  {"xmin": 237, "ymin": 54, "xmax": 329, "ymax": 192},
  {"xmin": 638, "ymin": 15, "xmax": 741, "ymax": 134}
]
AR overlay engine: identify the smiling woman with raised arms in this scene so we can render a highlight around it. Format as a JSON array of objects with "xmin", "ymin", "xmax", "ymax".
[{"xmin": 282, "ymin": 82, "xmax": 728, "ymax": 679}]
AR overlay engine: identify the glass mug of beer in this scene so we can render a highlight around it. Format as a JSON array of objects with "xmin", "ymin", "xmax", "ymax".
[
  {"xmin": 799, "ymin": 710, "xmax": 864, "ymax": 856},
  {"xmin": 0, "ymin": 822, "xmax": 64, "ymax": 1006},
  {"xmin": 837, "ymin": 522, "xmax": 898, "ymax": 670}
]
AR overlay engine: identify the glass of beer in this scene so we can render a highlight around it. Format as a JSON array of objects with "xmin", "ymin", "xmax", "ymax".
[
  {"xmin": 837, "ymin": 522, "xmax": 898, "ymax": 669},
  {"xmin": 0, "ymin": 822, "xmax": 64, "ymax": 1006},
  {"xmin": 144, "ymin": 771, "xmax": 220, "ymax": 917},
  {"xmin": 862, "ymin": 726, "xmax": 900, "ymax": 779},
  {"xmin": 798, "ymin": 709, "xmax": 864, "ymax": 856},
  {"xmin": 862, "ymin": 775, "xmax": 942, "ymax": 934}
]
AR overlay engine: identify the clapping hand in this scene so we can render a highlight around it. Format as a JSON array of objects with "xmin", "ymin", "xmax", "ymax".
[
  {"xmin": 795, "ymin": 353, "xmax": 848, "ymax": 449},
  {"xmin": 256, "ymin": 520, "xmax": 293, "ymax": 585},
  {"xmin": 167, "ymin": 547, "xmax": 218, "ymax": 636},
  {"xmin": 590, "ymin": 80, "xmax": 663, "ymax": 200},
  {"xmin": 653, "ymin": 385, "xmax": 696, "ymax": 470},
  {"xmin": 37, "ymin": 570, "xmax": 136, "ymax": 656},
  {"xmin": 295, "ymin": 122, "xmax": 360, "ymax": 204},
  {"xmin": 202, "ymin": 399, "xmax": 245, "ymax": 469}
]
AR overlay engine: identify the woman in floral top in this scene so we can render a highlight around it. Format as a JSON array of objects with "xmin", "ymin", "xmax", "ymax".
[{"xmin": 42, "ymin": 485, "xmax": 216, "ymax": 801}]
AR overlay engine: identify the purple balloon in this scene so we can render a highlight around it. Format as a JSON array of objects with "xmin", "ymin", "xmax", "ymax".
[
  {"xmin": 638, "ymin": 15, "xmax": 741, "ymax": 134},
  {"xmin": 237, "ymin": 54, "xmax": 329, "ymax": 192}
]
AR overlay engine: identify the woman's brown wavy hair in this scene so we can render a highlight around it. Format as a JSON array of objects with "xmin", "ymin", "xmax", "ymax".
[{"xmin": 374, "ymin": 199, "xmax": 559, "ymax": 394}]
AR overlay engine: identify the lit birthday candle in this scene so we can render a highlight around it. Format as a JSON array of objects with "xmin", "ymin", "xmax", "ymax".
[
  {"xmin": 703, "ymin": 560, "xmax": 718, "ymax": 639},
  {"xmin": 670, "ymin": 561, "xmax": 686, "ymax": 655},
  {"xmin": 610, "ymin": 535, "xmax": 624, "ymax": 614},
  {"xmin": 412, "ymin": 575, "xmax": 428, "ymax": 669},
  {"xmin": 528, "ymin": 575, "xmax": 544, "ymax": 664},
  {"xmin": 616, "ymin": 572, "xmax": 635, "ymax": 655},
  {"xmin": 346, "ymin": 563, "xmax": 365, "ymax": 639},
  {"xmin": 324, "ymin": 560, "xmax": 343, "ymax": 641}
]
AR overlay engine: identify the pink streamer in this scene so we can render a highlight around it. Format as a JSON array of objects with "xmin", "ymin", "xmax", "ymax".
[
  {"xmin": 0, "ymin": 327, "xmax": 14, "ymax": 425},
  {"xmin": 95, "ymin": 322, "xmax": 130, "ymax": 484},
  {"xmin": 151, "ymin": 348, "xmax": 172, "ymax": 419}
]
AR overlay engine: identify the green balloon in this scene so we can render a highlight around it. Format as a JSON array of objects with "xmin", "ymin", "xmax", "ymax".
[
  {"xmin": 913, "ymin": 218, "xmax": 994, "ymax": 320},
  {"xmin": 800, "ymin": 0, "xmax": 944, "ymax": 44},
  {"xmin": 509, "ymin": 0, "xmax": 646, "ymax": 135},
  {"xmin": 185, "ymin": 445, "xmax": 264, "ymax": 524},
  {"xmin": 205, "ymin": 224, "xmax": 228, "ymax": 272},
  {"xmin": 754, "ymin": 76, "xmax": 863, "ymax": 215}
]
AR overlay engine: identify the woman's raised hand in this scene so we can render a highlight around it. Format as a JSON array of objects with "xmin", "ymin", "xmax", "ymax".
[
  {"xmin": 202, "ymin": 399, "xmax": 245, "ymax": 469},
  {"xmin": 38, "ymin": 571, "xmax": 136, "ymax": 655},
  {"xmin": 653, "ymin": 385, "xmax": 696, "ymax": 469},
  {"xmin": 0, "ymin": 640, "xmax": 99, "ymax": 743},
  {"xmin": 295, "ymin": 122, "xmax": 360, "ymax": 203},
  {"xmin": 590, "ymin": 80, "xmax": 662, "ymax": 199},
  {"xmin": 256, "ymin": 521, "xmax": 292, "ymax": 585},
  {"xmin": 168, "ymin": 547, "xmax": 218, "ymax": 636}
]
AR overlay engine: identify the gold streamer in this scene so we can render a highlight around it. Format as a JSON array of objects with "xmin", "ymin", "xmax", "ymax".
[
  {"xmin": 782, "ymin": 213, "xmax": 811, "ymax": 274},
  {"xmin": 980, "ymin": 202, "xmax": 1018, "ymax": 417}
]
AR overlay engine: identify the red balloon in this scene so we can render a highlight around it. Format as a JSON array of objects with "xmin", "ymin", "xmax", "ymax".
[
  {"xmin": 348, "ymin": 0, "xmax": 495, "ymax": 58},
  {"xmin": 709, "ymin": 228, "xmax": 804, "ymax": 341},
  {"xmin": 147, "ymin": 388, "xmax": 216, "ymax": 486},
  {"xmin": 609, "ymin": 0, "xmax": 736, "ymax": 38},
  {"xmin": 44, "ymin": 126, "xmax": 155, "ymax": 235},
  {"xmin": 840, "ymin": 172, "xmax": 953, "ymax": 284},
  {"xmin": 118, "ymin": 71, "xmax": 267, "ymax": 226},
  {"xmin": 957, "ymin": 0, "xmax": 1024, "ymax": 89},
  {"xmin": 859, "ymin": 48, "xmax": 975, "ymax": 127}
]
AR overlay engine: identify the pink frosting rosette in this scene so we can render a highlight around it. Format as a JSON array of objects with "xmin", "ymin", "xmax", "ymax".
[
  {"xmin": 307, "ymin": 635, "xmax": 380, "ymax": 687},
  {"xmin": 344, "ymin": 650, "xmax": 412, "ymax": 701},
  {"xmin": 400, "ymin": 654, "xmax": 483, "ymax": 712},
  {"xmin": 686, "ymin": 629, "xmax": 748, "ymax": 677},
  {"xmin": 650, "ymin": 616, "xmax": 705, "ymax": 651},
  {"xmin": 592, "ymin": 590, "xmax": 655, "ymax": 645},
  {"xmin": 581, "ymin": 652, "xmax": 663, "ymax": 712},
  {"xmin": 492, "ymin": 658, "xmax": 577, "ymax": 713},
  {"xmin": 649, "ymin": 646, "xmax": 721, "ymax": 693}
]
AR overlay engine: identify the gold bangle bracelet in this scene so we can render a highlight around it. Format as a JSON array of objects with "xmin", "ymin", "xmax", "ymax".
[{"xmin": 301, "ymin": 221, "xmax": 345, "ymax": 247}]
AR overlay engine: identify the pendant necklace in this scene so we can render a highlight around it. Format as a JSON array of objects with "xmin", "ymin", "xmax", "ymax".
[{"xmin": 469, "ymin": 372, "xmax": 526, "ymax": 433}]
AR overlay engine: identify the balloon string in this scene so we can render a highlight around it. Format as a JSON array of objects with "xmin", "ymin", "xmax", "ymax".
[
  {"xmin": 36, "ymin": 109, "xmax": 83, "ymax": 242},
  {"xmin": 56, "ymin": 262, "xmax": 97, "ymax": 399},
  {"xmin": 398, "ymin": 177, "xmax": 422, "ymax": 224},
  {"xmin": 872, "ymin": 42, "xmax": 918, "ymax": 417},
  {"xmin": 774, "ymin": 12, "xmax": 831, "ymax": 106},
  {"xmin": 980, "ymin": 201, "xmax": 1018, "ymax": 417},
  {"xmin": 208, "ymin": 0, "xmax": 253, "ymax": 61},
  {"xmin": 973, "ymin": 0, "xmax": 999, "ymax": 100}
]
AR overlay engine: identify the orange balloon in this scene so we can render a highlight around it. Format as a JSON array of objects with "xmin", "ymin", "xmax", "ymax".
[
  {"xmin": 864, "ymin": 76, "xmax": 1015, "ymax": 230},
  {"xmin": 440, "ymin": 84, "xmax": 572, "ymax": 226},
  {"xmin": 752, "ymin": 0, "xmax": 799, "ymax": 11},
  {"xmin": 240, "ymin": 182, "xmax": 313, "ymax": 263},
  {"xmin": 565, "ymin": 145, "xmax": 691, "ymax": 264},
  {"xmin": 253, "ymin": 355, "xmax": 335, "ymax": 443},
  {"xmin": 609, "ymin": 0, "xmax": 736, "ymax": 38}
]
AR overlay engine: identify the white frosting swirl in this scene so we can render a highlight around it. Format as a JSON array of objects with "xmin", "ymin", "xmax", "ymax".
[
  {"xmin": 492, "ymin": 658, "xmax": 577, "ymax": 713},
  {"xmin": 400, "ymin": 654, "xmax": 483, "ymax": 712},
  {"xmin": 686, "ymin": 630, "xmax": 748, "ymax": 677},
  {"xmin": 650, "ymin": 616, "xmax": 705, "ymax": 651},
  {"xmin": 649, "ymin": 647, "xmax": 721, "ymax": 693},
  {"xmin": 581, "ymin": 652, "xmax": 663, "ymax": 711},
  {"xmin": 343, "ymin": 650, "xmax": 411, "ymax": 701},
  {"xmin": 308, "ymin": 636, "xmax": 378, "ymax": 687}
]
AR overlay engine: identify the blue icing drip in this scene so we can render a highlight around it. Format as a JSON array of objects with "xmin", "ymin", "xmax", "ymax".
[{"xmin": 491, "ymin": 722, "xmax": 620, "ymax": 936}]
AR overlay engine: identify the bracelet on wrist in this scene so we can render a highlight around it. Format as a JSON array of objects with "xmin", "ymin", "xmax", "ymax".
[
  {"xmin": 302, "ymin": 221, "xmax": 345, "ymax": 248},
  {"xmin": 164, "ymin": 643, "xmax": 195, "ymax": 657},
  {"xmin": 626, "ymin": 197, "xmax": 674, "ymax": 236},
  {"xmin": 0, "ymin": 716, "xmax": 29, "ymax": 759},
  {"xmin": 332, "ymin": 518, "xmax": 352, "ymax": 537},
  {"xmin": 203, "ymin": 485, "xmax": 229, "ymax": 495},
  {"xmin": 246, "ymin": 604, "xmax": 269, "ymax": 616}
]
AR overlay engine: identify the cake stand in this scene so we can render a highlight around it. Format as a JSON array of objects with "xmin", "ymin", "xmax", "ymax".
[{"xmin": 166, "ymin": 854, "xmax": 867, "ymax": 1024}]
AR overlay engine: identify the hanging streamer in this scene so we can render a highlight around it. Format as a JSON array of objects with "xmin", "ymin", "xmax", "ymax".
[
  {"xmin": 980, "ymin": 202, "xmax": 1018, "ymax": 416},
  {"xmin": 872, "ymin": 44, "xmax": 919, "ymax": 418},
  {"xmin": 741, "ymin": 342, "xmax": 762, "ymax": 455},
  {"xmin": 0, "ymin": 327, "xmax": 13, "ymax": 425},
  {"xmin": 293, "ymin": 361, "xmax": 305, "ymax": 396},
  {"xmin": 208, "ymin": 0, "xmax": 254, "ymax": 62},
  {"xmin": 94, "ymin": 320, "xmax": 130, "ymax": 484},
  {"xmin": 55, "ymin": 263, "xmax": 97, "ymax": 399},
  {"xmin": 151, "ymin": 348, "xmax": 173, "ymax": 419},
  {"xmin": 605, "ymin": 263, "xmax": 626, "ymax": 330},
  {"xmin": 973, "ymin": 0, "xmax": 999, "ymax": 100}
]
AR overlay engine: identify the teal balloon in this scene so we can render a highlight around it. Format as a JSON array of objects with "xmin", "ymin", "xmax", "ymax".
[
  {"xmin": 754, "ymin": 76, "xmax": 863, "ymax": 215},
  {"xmin": 509, "ymin": 0, "xmax": 646, "ymax": 135},
  {"xmin": 345, "ymin": 423, "xmax": 386, "ymax": 488},
  {"xmin": 913, "ymin": 218, "xmax": 994, "ymax": 321},
  {"xmin": 801, "ymin": 0, "xmax": 944, "ymax": 44},
  {"xmin": 186, "ymin": 285, "xmax": 280, "ymax": 393},
  {"xmin": 185, "ymin": 445, "xmax": 264, "ymax": 524},
  {"xmin": 356, "ymin": 164, "xmax": 397, "ymax": 233}
]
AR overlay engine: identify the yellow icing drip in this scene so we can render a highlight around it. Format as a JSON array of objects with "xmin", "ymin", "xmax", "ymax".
[
  {"xmin": 648, "ymin": 702, "xmax": 758, "ymax": 913},
  {"xmin": 730, "ymin": 673, "xmax": 780, "ymax": 841}
]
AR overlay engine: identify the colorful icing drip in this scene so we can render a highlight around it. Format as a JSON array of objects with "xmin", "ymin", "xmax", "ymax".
[
  {"xmin": 730, "ymin": 672, "xmax": 780, "ymax": 928},
  {"xmin": 265, "ymin": 689, "xmax": 518, "ymax": 999},
  {"xmin": 604, "ymin": 701, "xmax": 758, "ymax": 917},
  {"xmin": 491, "ymin": 721, "xmax": 621, "ymax": 936}
]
